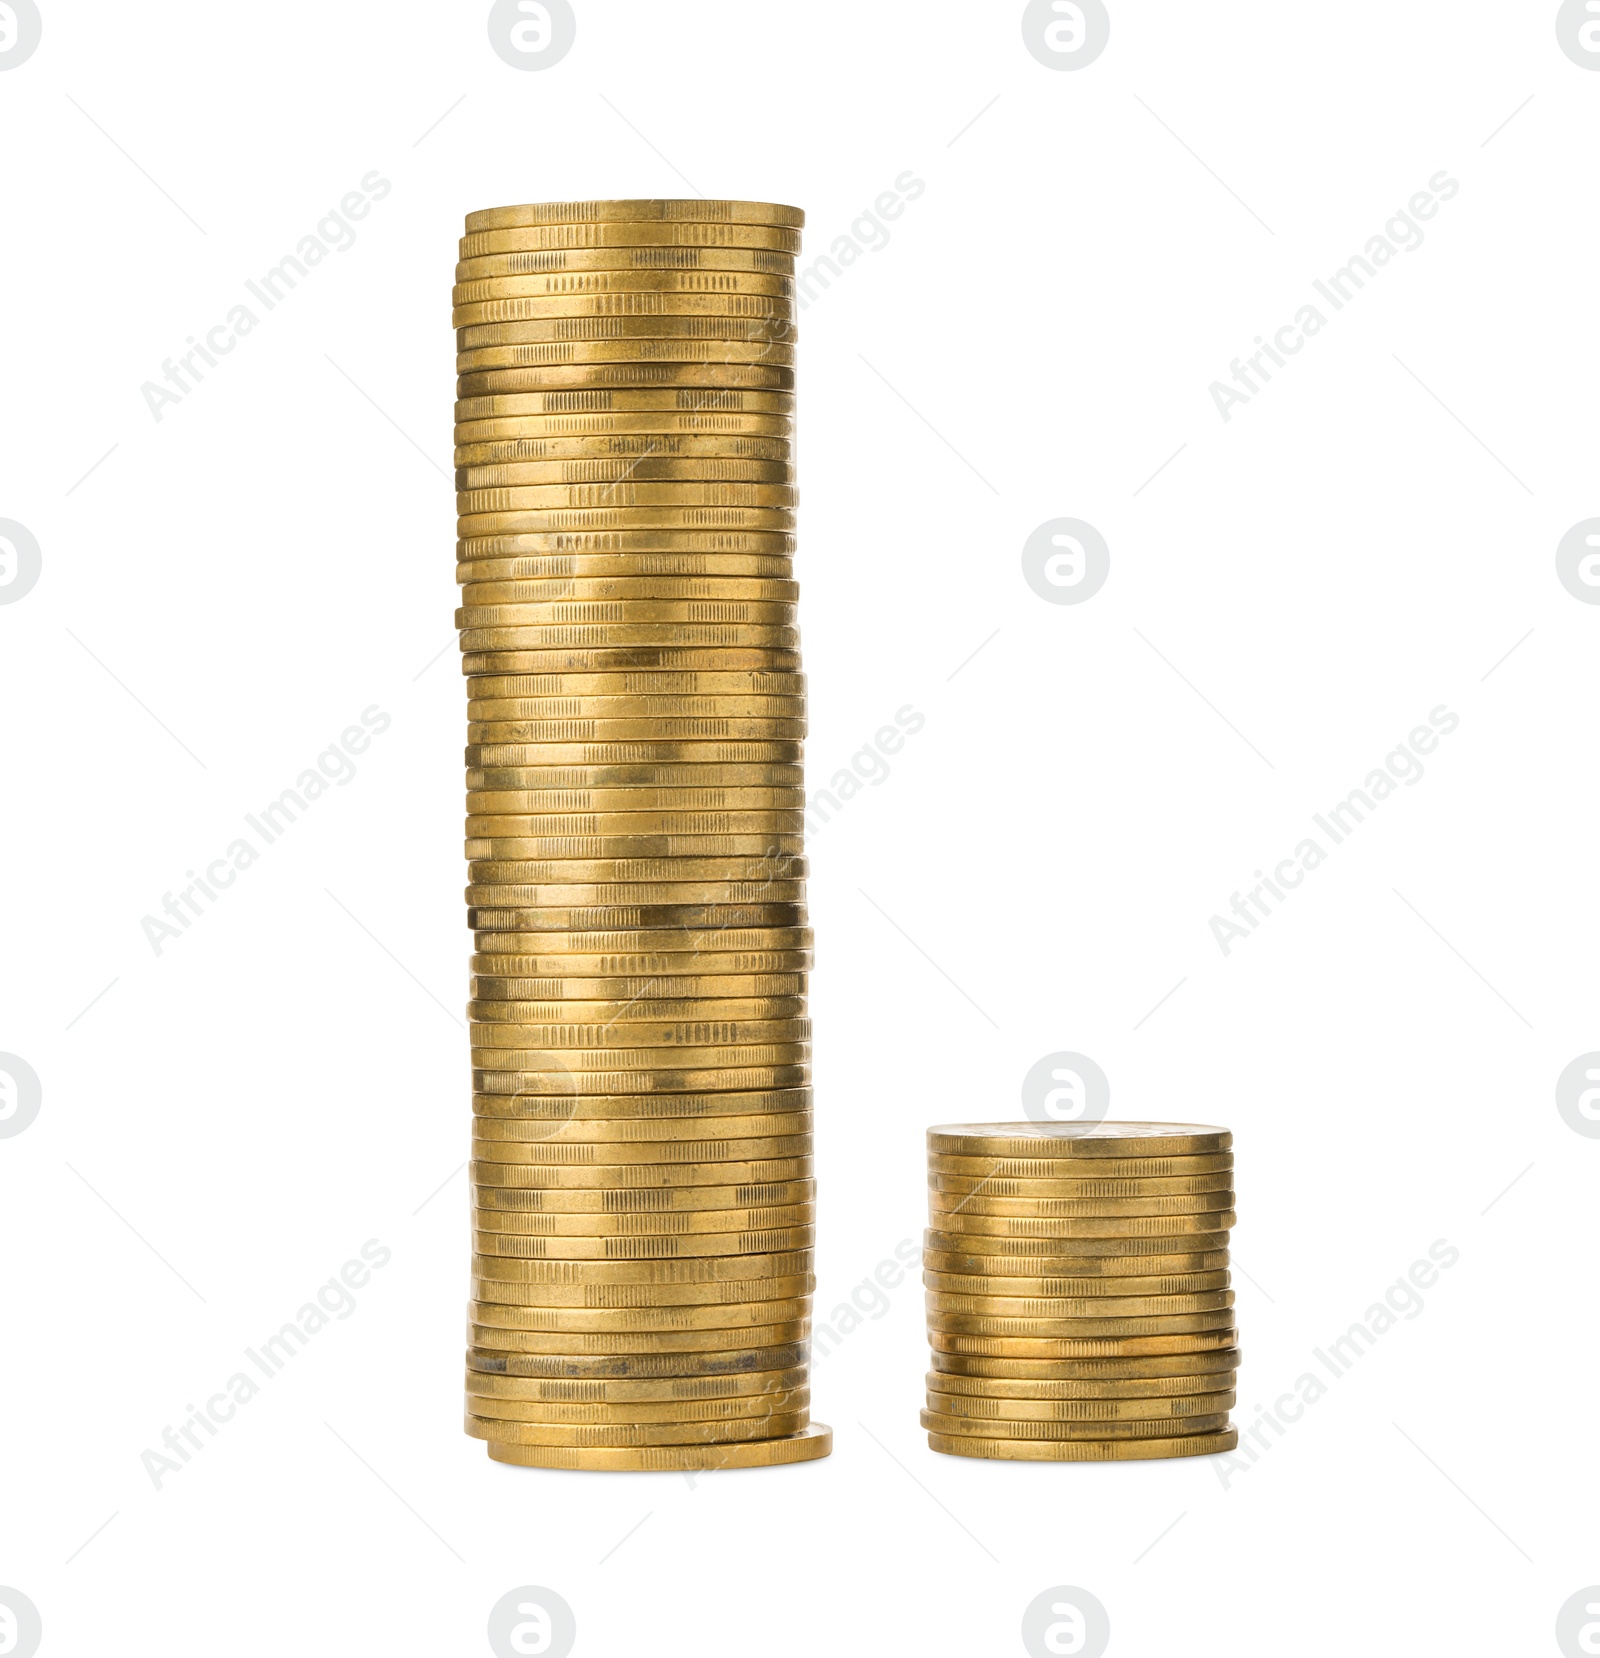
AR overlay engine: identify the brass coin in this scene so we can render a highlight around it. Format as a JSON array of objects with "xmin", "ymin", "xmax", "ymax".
[
  {"xmin": 925, "ymin": 1290, "xmax": 1234, "ymax": 1318},
  {"xmin": 466, "ymin": 1274, "xmax": 813, "ymax": 1312},
  {"xmin": 483, "ymin": 1422, "xmax": 833, "ymax": 1470},
  {"xmin": 928, "ymin": 1123, "xmax": 1232, "ymax": 1158},
  {"xmin": 462, "ymin": 650, "xmax": 800, "ymax": 676},
  {"xmin": 923, "ymin": 1269, "xmax": 1230, "ymax": 1298},
  {"xmin": 457, "ymin": 317, "xmax": 797, "ymax": 347},
  {"xmin": 466, "ymin": 889, "xmax": 806, "ymax": 913},
  {"xmin": 924, "ymin": 1212, "xmax": 1236, "ymax": 1240},
  {"xmin": 472, "ymin": 930, "xmax": 811, "ymax": 957},
  {"xmin": 460, "ymin": 554, "xmax": 795, "ymax": 581},
  {"xmin": 471, "ymin": 1084, "xmax": 810, "ymax": 1116},
  {"xmin": 920, "ymin": 1408, "xmax": 1232, "ymax": 1442},
  {"xmin": 926, "ymin": 1429, "xmax": 1237, "ymax": 1463},
  {"xmin": 928, "ymin": 1331, "xmax": 1238, "ymax": 1359},
  {"xmin": 465, "ymin": 1409, "xmax": 810, "ymax": 1446},
  {"xmin": 928, "ymin": 1152, "xmax": 1233, "ymax": 1180},
  {"xmin": 463, "ymin": 201, "xmax": 806, "ymax": 232},
  {"xmin": 471, "ymin": 976, "xmax": 805, "ymax": 1001},
  {"xmin": 926, "ymin": 1311, "xmax": 1236, "ymax": 1339},
  {"xmin": 470, "ymin": 1388, "xmax": 809, "ymax": 1425},
  {"xmin": 465, "ymin": 1340, "xmax": 810, "ymax": 1379},
  {"xmin": 472, "ymin": 1068, "xmax": 811, "ymax": 1097},
  {"xmin": 928, "ymin": 1171, "xmax": 1233, "ymax": 1198},
  {"xmin": 469, "ymin": 1131, "xmax": 811, "ymax": 1163},
  {"xmin": 464, "ymin": 1365, "xmax": 809, "ymax": 1401},
  {"xmin": 455, "ymin": 248, "xmax": 795, "ymax": 281},
  {"xmin": 921, "ymin": 1248, "xmax": 1229, "ymax": 1278},
  {"xmin": 472, "ymin": 1187, "xmax": 814, "ymax": 1220},
  {"xmin": 455, "ymin": 390, "xmax": 794, "ymax": 419},
  {"xmin": 468, "ymin": 1008, "xmax": 810, "ymax": 1037},
  {"xmin": 453, "ymin": 273, "xmax": 795, "ymax": 305},
  {"xmin": 465, "ymin": 762, "xmax": 804, "ymax": 787},
  {"xmin": 926, "ymin": 1371, "xmax": 1237, "ymax": 1402},
  {"xmin": 461, "ymin": 584, "xmax": 800, "ymax": 609},
  {"xmin": 471, "ymin": 1111, "xmax": 811, "ymax": 1141},
  {"xmin": 469, "ymin": 1049, "xmax": 811, "ymax": 1075},
  {"xmin": 458, "ymin": 364, "xmax": 795, "ymax": 397},
  {"xmin": 474, "ymin": 1202, "xmax": 814, "ymax": 1234},
  {"xmin": 464, "ymin": 1322, "xmax": 810, "ymax": 1354},
  {"xmin": 461, "ymin": 1296, "xmax": 811, "ymax": 1329},
  {"xmin": 928, "ymin": 1192, "xmax": 1234, "ymax": 1220},
  {"xmin": 930, "ymin": 1347, "xmax": 1241, "ymax": 1382},
  {"xmin": 465, "ymin": 839, "xmax": 805, "ymax": 865},
  {"xmin": 471, "ymin": 1247, "xmax": 812, "ymax": 1284},
  {"xmin": 470, "ymin": 1158, "xmax": 813, "ymax": 1190},
  {"xmin": 460, "ymin": 223, "xmax": 803, "ymax": 255},
  {"xmin": 926, "ymin": 1390, "xmax": 1235, "ymax": 1424},
  {"xmin": 453, "ymin": 292, "xmax": 795, "ymax": 326}
]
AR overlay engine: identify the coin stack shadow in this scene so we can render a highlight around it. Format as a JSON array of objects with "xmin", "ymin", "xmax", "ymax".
[
  {"xmin": 922, "ymin": 1122, "xmax": 1239, "ymax": 1461},
  {"xmin": 454, "ymin": 199, "xmax": 830, "ymax": 1472}
]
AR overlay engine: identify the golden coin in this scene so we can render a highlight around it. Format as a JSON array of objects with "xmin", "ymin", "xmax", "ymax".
[
  {"xmin": 472, "ymin": 1184, "xmax": 814, "ymax": 1218},
  {"xmin": 928, "ymin": 1153, "xmax": 1233, "ymax": 1180},
  {"xmin": 473, "ymin": 1069, "xmax": 811, "ymax": 1101},
  {"xmin": 924, "ymin": 1212, "xmax": 1236, "ymax": 1240},
  {"xmin": 473, "ymin": 1227, "xmax": 814, "ymax": 1262},
  {"xmin": 470, "ymin": 1129, "xmax": 810, "ymax": 1162},
  {"xmin": 465, "ymin": 1366, "xmax": 808, "ymax": 1401},
  {"xmin": 475, "ymin": 1110, "xmax": 811, "ymax": 1142},
  {"xmin": 462, "ymin": 1294, "xmax": 811, "ymax": 1328},
  {"xmin": 470, "ymin": 968, "xmax": 799, "ymax": 994},
  {"xmin": 465, "ymin": 722, "xmax": 806, "ymax": 747},
  {"xmin": 466, "ymin": 669, "xmax": 803, "ymax": 697},
  {"xmin": 471, "ymin": 967, "xmax": 807, "ymax": 993},
  {"xmin": 930, "ymin": 1347, "xmax": 1241, "ymax": 1383},
  {"xmin": 921, "ymin": 1408, "xmax": 1233, "ymax": 1441},
  {"xmin": 927, "ymin": 1311, "xmax": 1235, "ymax": 1339},
  {"xmin": 928, "ymin": 1331, "xmax": 1238, "ymax": 1359},
  {"xmin": 923, "ymin": 1269, "xmax": 1230, "ymax": 1298},
  {"xmin": 465, "ymin": 789, "xmax": 806, "ymax": 814},
  {"xmin": 470, "ymin": 1388, "xmax": 808, "ymax": 1425},
  {"xmin": 453, "ymin": 274, "xmax": 795, "ymax": 307},
  {"xmin": 922, "ymin": 1236, "xmax": 1228, "ymax": 1265},
  {"xmin": 455, "ymin": 390, "xmax": 794, "ymax": 420},
  {"xmin": 928, "ymin": 1193, "xmax": 1235, "ymax": 1220},
  {"xmin": 459, "ymin": 624, "xmax": 799, "ymax": 652},
  {"xmin": 928, "ymin": 1171, "xmax": 1233, "ymax": 1198},
  {"xmin": 927, "ymin": 1390, "xmax": 1235, "ymax": 1423},
  {"xmin": 458, "ymin": 366, "xmax": 795, "ymax": 397},
  {"xmin": 470, "ymin": 916, "xmax": 806, "ymax": 944},
  {"xmin": 483, "ymin": 1422, "xmax": 832, "ymax": 1470},
  {"xmin": 457, "ymin": 423, "xmax": 795, "ymax": 455},
  {"xmin": 466, "ymin": 838, "xmax": 803, "ymax": 866},
  {"xmin": 457, "ymin": 340, "xmax": 795, "ymax": 373},
  {"xmin": 464, "ymin": 201, "xmax": 806, "ymax": 232},
  {"xmin": 470, "ymin": 995, "xmax": 804, "ymax": 1023},
  {"xmin": 925, "ymin": 1291, "xmax": 1233, "ymax": 1319},
  {"xmin": 457, "ymin": 434, "xmax": 792, "ymax": 464},
  {"xmin": 470, "ymin": 1049, "xmax": 810, "ymax": 1076},
  {"xmin": 474, "ymin": 1201, "xmax": 814, "ymax": 1234},
  {"xmin": 469, "ymin": 1012, "xmax": 808, "ymax": 1043},
  {"xmin": 457, "ymin": 317, "xmax": 797, "ymax": 347},
  {"xmin": 465, "ymin": 689, "xmax": 804, "ymax": 716},
  {"xmin": 472, "ymin": 927, "xmax": 811, "ymax": 954},
  {"xmin": 468, "ymin": 887, "xmax": 805, "ymax": 911},
  {"xmin": 466, "ymin": 1407, "xmax": 809, "ymax": 1447},
  {"xmin": 465, "ymin": 1322, "xmax": 810, "ymax": 1354},
  {"xmin": 921, "ymin": 1247, "xmax": 1230, "ymax": 1278},
  {"xmin": 470, "ymin": 1247, "xmax": 812, "ymax": 1284},
  {"xmin": 461, "ymin": 224, "xmax": 803, "ymax": 256},
  {"xmin": 457, "ymin": 289, "xmax": 794, "ymax": 320},
  {"xmin": 455, "ymin": 248, "xmax": 795, "ymax": 281},
  {"xmin": 926, "ymin": 1371, "xmax": 1236, "ymax": 1402},
  {"xmin": 466, "ymin": 1340, "xmax": 810, "ymax": 1380},
  {"xmin": 928, "ymin": 1123, "xmax": 1232, "ymax": 1158},
  {"xmin": 926, "ymin": 1429, "xmax": 1237, "ymax": 1462},
  {"xmin": 467, "ymin": 1274, "xmax": 813, "ymax": 1312},
  {"xmin": 471, "ymin": 1157, "xmax": 813, "ymax": 1190},
  {"xmin": 462, "ymin": 582, "xmax": 799, "ymax": 608},
  {"xmin": 460, "ymin": 556, "xmax": 795, "ymax": 584},
  {"xmin": 458, "ymin": 482, "xmax": 798, "ymax": 514},
  {"xmin": 462, "ymin": 649, "xmax": 801, "ymax": 676}
]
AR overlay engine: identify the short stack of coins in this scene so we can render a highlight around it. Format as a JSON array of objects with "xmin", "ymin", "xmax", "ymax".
[
  {"xmin": 454, "ymin": 199, "xmax": 830, "ymax": 1472},
  {"xmin": 922, "ymin": 1122, "xmax": 1239, "ymax": 1462}
]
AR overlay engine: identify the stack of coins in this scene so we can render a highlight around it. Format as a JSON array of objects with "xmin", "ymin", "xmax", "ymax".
[
  {"xmin": 454, "ymin": 199, "xmax": 830, "ymax": 1472},
  {"xmin": 922, "ymin": 1122, "xmax": 1239, "ymax": 1462}
]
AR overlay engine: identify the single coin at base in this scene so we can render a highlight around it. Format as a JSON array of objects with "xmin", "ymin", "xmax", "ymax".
[
  {"xmin": 484, "ymin": 1421, "xmax": 833, "ymax": 1470},
  {"xmin": 925, "ymin": 1429, "xmax": 1238, "ymax": 1462}
]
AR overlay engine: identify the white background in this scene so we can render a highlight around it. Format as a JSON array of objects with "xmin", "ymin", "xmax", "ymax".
[{"xmin": 2, "ymin": 3, "xmax": 1597, "ymax": 1654}]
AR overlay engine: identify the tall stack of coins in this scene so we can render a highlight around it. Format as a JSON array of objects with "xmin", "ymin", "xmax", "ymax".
[
  {"xmin": 922, "ymin": 1123, "xmax": 1239, "ymax": 1462},
  {"xmin": 453, "ymin": 200, "xmax": 830, "ymax": 1472}
]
